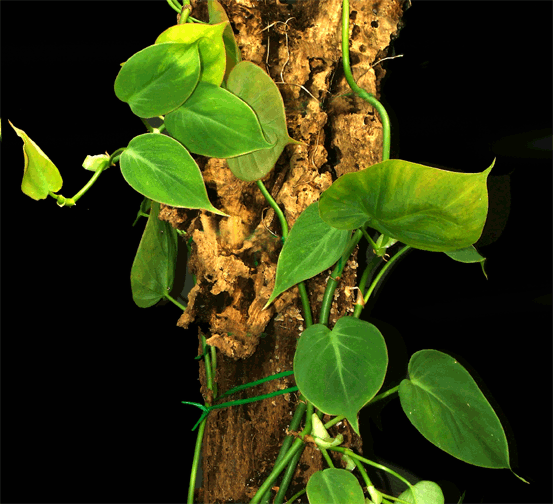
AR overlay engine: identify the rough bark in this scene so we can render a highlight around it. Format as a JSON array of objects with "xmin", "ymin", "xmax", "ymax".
[{"xmin": 159, "ymin": 0, "xmax": 407, "ymax": 501}]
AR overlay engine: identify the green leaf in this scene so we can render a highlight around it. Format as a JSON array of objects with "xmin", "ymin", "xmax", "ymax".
[
  {"xmin": 399, "ymin": 349, "xmax": 511, "ymax": 469},
  {"xmin": 226, "ymin": 61, "xmax": 302, "ymax": 181},
  {"xmin": 319, "ymin": 159, "xmax": 495, "ymax": 252},
  {"xmin": 114, "ymin": 42, "xmax": 200, "ymax": 118},
  {"xmin": 155, "ymin": 22, "xmax": 227, "ymax": 87},
  {"xmin": 264, "ymin": 201, "xmax": 350, "ymax": 308},
  {"xmin": 207, "ymin": 0, "xmax": 241, "ymax": 82},
  {"xmin": 445, "ymin": 245, "xmax": 488, "ymax": 279},
  {"xmin": 131, "ymin": 200, "xmax": 178, "ymax": 307},
  {"xmin": 397, "ymin": 481, "xmax": 445, "ymax": 504},
  {"xmin": 306, "ymin": 468, "xmax": 365, "ymax": 504},
  {"xmin": 294, "ymin": 317, "xmax": 388, "ymax": 435},
  {"xmin": 120, "ymin": 133, "xmax": 228, "ymax": 216},
  {"xmin": 165, "ymin": 82, "xmax": 273, "ymax": 158},
  {"xmin": 10, "ymin": 120, "xmax": 63, "ymax": 200}
]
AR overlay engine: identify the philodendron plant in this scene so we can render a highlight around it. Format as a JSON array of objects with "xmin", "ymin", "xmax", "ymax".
[{"xmin": 10, "ymin": 0, "xmax": 528, "ymax": 502}]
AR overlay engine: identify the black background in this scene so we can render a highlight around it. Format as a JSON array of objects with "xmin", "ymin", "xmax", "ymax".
[{"xmin": 2, "ymin": 1, "xmax": 551, "ymax": 503}]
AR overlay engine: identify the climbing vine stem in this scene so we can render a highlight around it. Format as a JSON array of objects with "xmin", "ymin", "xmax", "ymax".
[
  {"xmin": 341, "ymin": 0, "xmax": 391, "ymax": 161},
  {"xmin": 256, "ymin": 180, "xmax": 313, "ymax": 326},
  {"xmin": 353, "ymin": 245, "xmax": 412, "ymax": 318}
]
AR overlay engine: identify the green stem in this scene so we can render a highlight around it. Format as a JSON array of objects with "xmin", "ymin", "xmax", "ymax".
[
  {"xmin": 207, "ymin": 386, "xmax": 298, "ymax": 411},
  {"xmin": 361, "ymin": 227, "xmax": 378, "ymax": 251},
  {"xmin": 164, "ymin": 292, "xmax": 187, "ymax": 311},
  {"xmin": 298, "ymin": 282, "xmax": 313, "ymax": 327},
  {"xmin": 258, "ymin": 398, "xmax": 308, "ymax": 504},
  {"xmin": 166, "ymin": 0, "xmax": 182, "ymax": 14},
  {"xmin": 215, "ymin": 370, "xmax": 294, "ymax": 402},
  {"xmin": 49, "ymin": 148, "xmax": 125, "ymax": 207},
  {"xmin": 187, "ymin": 415, "xmax": 207, "ymax": 504},
  {"xmin": 210, "ymin": 345, "xmax": 218, "ymax": 398},
  {"xmin": 255, "ymin": 180, "xmax": 313, "ymax": 326},
  {"xmin": 341, "ymin": 0, "xmax": 391, "ymax": 161},
  {"xmin": 179, "ymin": 2, "xmax": 191, "ymax": 25},
  {"xmin": 256, "ymin": 180, "xmax": 288, "ymax": 239},
  {"xmin": 250, "ymin": 438, "xmax": 305, "ymax": 504},
  {"xmin": 351, "ymin": 455, "xmax": 372, "ymax": 488},
  {"xmin": 352, "ymin": 253, "xmax": 381, "ymax": 318},
  {"xmin": 319, "ymin": 229, "xmax": 363, "ymax": 325},
  {"xmin": 353, "ymin": 245, "xmax": 411, "ymax": 319},
  {"xmin": 272, "ymin": 439, "xmax": 305, "ymax": 504},
  {"xmin": 330, "ymin": 447, "xmax": 416, "ymax": 497},
  {"xmin": 367, "ymin": 385, "xmax": 399, "ymax": 406}
]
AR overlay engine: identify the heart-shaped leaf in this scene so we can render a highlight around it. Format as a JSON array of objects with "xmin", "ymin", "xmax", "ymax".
[
  {"xmin": 397, "ymin": 480, "xmax": 445, "ymax": 504},
  {"xmin": 131, "ymin": 200, "xmax": 178, "ymax": 307},
  {"xmin": 155, "ymin": 22, "xmax": 227, "ymax": 87},
  {"xmin": 399, "ymin": 349, "xmax": 511, "ymax": 469},
  {"xmin": 10, "ymin": 120, "xmax": 63, "ymax": 200},
  {"xmin": 319, "ymin": 159, "xmax": 495, "ymax": 252},
  {"xmin": 294, "ymin": 317, "xmax": 388, "ymax": 435},
  {"xmin": 114, "ymin": 42, "xmax": 200, "ymax": 118},
  {"xmin": 120, "ymin": 133, "xmax": 228, "ymax": 216},
  {"xmin": 306, "ymin": 468, "xmax": 365, "ymax": 504},
  {"xmin": 165, "ymin": 82, "xmax": 273, "ymax": 158},
  {"xmin": 264, "ymin": 201, "xmax": 350, "ymax": 309},
  {"xmin": 226, "ymin": 61, "xmax": 302, "ymax": 181}
]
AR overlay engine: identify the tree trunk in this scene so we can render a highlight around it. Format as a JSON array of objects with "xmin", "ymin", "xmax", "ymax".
[{"xmin": 160, "ymin": 0, "xmax": 407, "ymax": 501}]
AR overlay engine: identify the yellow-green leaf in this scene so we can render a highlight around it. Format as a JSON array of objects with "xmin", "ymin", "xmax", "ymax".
[
  {"xmin": 320, "ymin": 159, "xmax": 495, "ymax": 252},
  {"xmin": 155, "ymin": 22, "xmax": 227, "ymax": 87},
  {"xmin": 9, "ymin": 120, "xmax": 63, "ymax": 200}
]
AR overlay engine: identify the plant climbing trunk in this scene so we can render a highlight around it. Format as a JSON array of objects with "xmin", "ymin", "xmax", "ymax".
[{"xmin": 159, "ymin": 0, "xmax": 408, "ymax": 501}]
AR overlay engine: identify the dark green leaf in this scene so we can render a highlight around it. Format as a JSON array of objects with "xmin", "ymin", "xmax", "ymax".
[
  {"xmin": 131, "ymin": 201, "xmax": 178, "ymax": 307},
  {"xmin": 398, "ymin": 481, "xmax": 445, "ymax": 504},
  {"xmin": 165, "ymin": 82, "xmax": 273, "ymax": 158},
  {"xmin": 399, "ymin": 350, "xmax": 510, "ymax": 469},
  {"xmin": 294, "ymin": 317, "xmax": 388, "ymax": 435},
  {"xmin": 306, "ymin": 469, "xmax": 365, "ymax": 504},
  {"xmin": 264, "ymin": 201, "xmax": 350, "ymax": 308},
  {"xmin": 226, "ymin": 61, "xmax": 302, "ymax": 181}
]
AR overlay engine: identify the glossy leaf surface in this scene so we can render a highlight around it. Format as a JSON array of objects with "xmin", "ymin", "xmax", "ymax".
[
  {"xmin": 264, "ymin": 201, "xmax": 350, "ymax": 308},
  {"xmin": 131, "ymin": 201, "xmax": 178, "ymax": 308},
  {"xmin": 226, "ymin": 61, "xmax": 302, "ymax": 181},
  {"xmin": 319, "ymin": 159, "xmax": 494, "ymax": 252},
  {"xmin": 120, "ymin": 133, "xmax": 227, "ymax": 216},
  {"xmin": 155, "ymin": 22, "xmax": 227, "ymax": 86},
  {"xmin": 114, "ymin": 42, "xmax": 200, "ymax": 118},
  {"xmin": 399, "ymin": 350, "xmax": 510, "ymax": 469},
  {"xmin": 165, "ymin": 82, "xmax": 273, "ymax": 158},
  {"xmin": 207, "ymin": 0, "xmax": 241, "ymax": 81},
  {"xmin": 306, "ymin": 468, "xmax": 365, "ymax": 504},
  {"xmin": 294, "ymin": 317, "xmax": 388, "ymax": 435},
  {"xmin": 397, "ymin": 480, "xmax": 444, "ymax": 504},
  {"xmin": 10, "ymin": 120, "xmax": 63, "ymax": 200}
]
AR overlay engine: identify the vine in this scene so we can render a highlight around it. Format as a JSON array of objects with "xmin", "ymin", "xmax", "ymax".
[{"xmin": 10, "ymin": 0, "xmax": 528, "ymax": 502}]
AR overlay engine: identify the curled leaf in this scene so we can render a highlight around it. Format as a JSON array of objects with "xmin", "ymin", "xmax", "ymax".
[{"xmin": 10, "ymin": 120, "xmax": 63, "ymax": 200}]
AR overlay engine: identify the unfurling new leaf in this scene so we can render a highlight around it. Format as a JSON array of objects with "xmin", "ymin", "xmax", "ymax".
[{"xmin": 10, "ymin": 120, "xmax": 63, "ymax": 201}]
